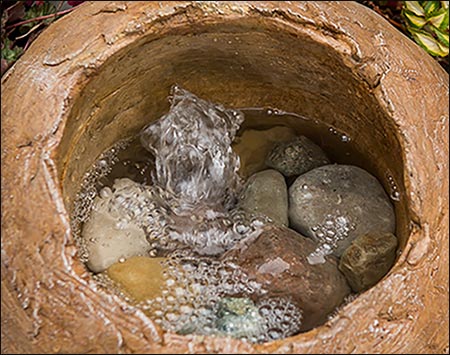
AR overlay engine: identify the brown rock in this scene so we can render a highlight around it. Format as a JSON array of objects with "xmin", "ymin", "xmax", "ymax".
[
  {"xmin": 339, "ymin": 232, "xmax": 398, "ymax": 292},
  {"xmin": 232, "ymin": 127, "xmax": 296, "ymax": 178},
  {"xmin": 106, "ymin": 256, "xmax": 166, "ymax": 303},
  {"xmin": 222, "ymin": 226, "xmax": 351, "ymax": 331}
]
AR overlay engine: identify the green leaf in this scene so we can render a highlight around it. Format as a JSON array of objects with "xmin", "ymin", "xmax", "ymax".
[
  {"xmin": 1, "ymin": 39, "xmax": 23, "ymax": 62},
  {"xmin": 23, "ymin": 1, "xmax": 56, "ymax": 28},
  {"xmin": 405, "ymin": 1, "xmax": 426, "ymax": 16},
  {"xmin": 25, "ymin": 2, "xmax": 56, "ymax": 19},
  {"xmin": 428, "ymin": 8, "xmax": 449, "ymax": 27},
  {"xmin": 437, "ymin": 7, "xmax": 449, "ymax": 29},
  {"xmin": 404, "ymin": 10, "xmax": 428, "ymax": 28},
  {"xmin": 431, "ymin": 25, "xmax": 450, "ymax": 46},
  {"xmin": 423, "ymin": 1, "xmax": 440, "ymax": 15},
  {"xmin": 411, "ymin": 29, "xmax": 450, "ymax": 56}
]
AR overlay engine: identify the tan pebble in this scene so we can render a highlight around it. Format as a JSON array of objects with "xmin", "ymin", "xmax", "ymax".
[{"xmin": 107, "ymin": 256, "xmax": 166, "ymax": 302}]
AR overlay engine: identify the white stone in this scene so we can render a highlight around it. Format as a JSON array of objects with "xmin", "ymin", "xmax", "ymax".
[{"xmin": 82, "ymin": 178, "xmax": 151, "ymax": 273}]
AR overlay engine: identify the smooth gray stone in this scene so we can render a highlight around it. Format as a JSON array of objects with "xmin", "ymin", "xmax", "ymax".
[
  {"xmin": 266, "ymin": 136, "xmax": 330, "ymax": 177},
  {"xmin": 289, "ymin": 164, "xmax": 395, "ymax": 257},
  {"xmin": 238, "ymin": 169, "xmax": 288, "ymax": 226}
]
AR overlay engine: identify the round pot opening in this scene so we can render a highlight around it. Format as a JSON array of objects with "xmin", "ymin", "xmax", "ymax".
[{"xmin": 59, "ymin": 11, "xmax": 408, "ymax": 337}]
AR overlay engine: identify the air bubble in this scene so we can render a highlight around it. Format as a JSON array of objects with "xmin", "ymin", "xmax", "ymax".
[
  {"xmin": 386, "ymin": 173, "xmax": 401, "ymax": 202},
  {"xmin": 390, "ymin": 191, "xmax": 401, "ymax": 201},
  {"xmin": 308, "ymin": 212, "xmax": 355, "ymax": 264},
  {"xmin": 341, "ymin": 134, "xmax": 350, "ymax": 142}
]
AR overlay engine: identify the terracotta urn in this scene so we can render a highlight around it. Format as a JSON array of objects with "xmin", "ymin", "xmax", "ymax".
[{"xmin": 1, "ymin": 1, "xmax": 448, "ymax": 353}]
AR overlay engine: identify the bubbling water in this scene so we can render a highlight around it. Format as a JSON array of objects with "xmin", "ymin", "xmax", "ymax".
[
  {"xmin": 138, "ymin": 250, "xmax": 302, "ymax": 342},
  {"xmin": 71, "ymin": 138, "xmax": 131, "ymax": 262},
  {"xmin": 73, "ymin": 86, "xmax": 303, "ymax": 342},
  {"xmin": 140, "ymin": 85, "xmax": 244, "ymax": 212}
]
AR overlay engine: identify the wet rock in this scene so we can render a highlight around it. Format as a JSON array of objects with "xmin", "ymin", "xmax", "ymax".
[
  {"xmin": 222, "ymin": 226, "xmax": 350, "ymax": 331},
  {"xmin": 106, "ymin": 256, "xmax": 166, "ymax": 302},
  {"xmin": 83, "ymin": 211, "xmax": 149, "ymax": 273},
  {"xmin": 232, "ymin": 126, "xmax": 296, "ymax": 178},
  {"xmin": 289, "ymin": 164, "xmax": 395, "ymax": 257},
  {"xmin": 266, "ymin": 136, "xmax": 330, "ymax": 177},
  {"xmin": 215, "ymin": 297, "xmax": 264, "ymax": 339},
  {"xmin": 339, "ymin": 232, "xmax": 398, "ymax": 292},
  {"xmin": 238, "ymin": 169, "xmax": 288, "ymax": 226},
  {"xmin": 83, "ymin": 178, "xmax": 152, "ymax": 273}
]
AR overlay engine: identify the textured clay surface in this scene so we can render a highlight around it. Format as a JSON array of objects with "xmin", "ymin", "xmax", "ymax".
[{"xmin": 1, "ymin": 1, "xmax": 448, "ymax": 354}]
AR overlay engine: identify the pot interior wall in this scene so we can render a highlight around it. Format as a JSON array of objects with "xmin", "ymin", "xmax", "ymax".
[{"xmin": 58, "ymin": 18, "xmax": 410, "ymax": 253}]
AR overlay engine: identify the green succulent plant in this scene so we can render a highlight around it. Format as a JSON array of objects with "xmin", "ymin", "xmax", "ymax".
[{"xmin": 402, "ymin": 1, "xmax": 449, "ymax": 57}]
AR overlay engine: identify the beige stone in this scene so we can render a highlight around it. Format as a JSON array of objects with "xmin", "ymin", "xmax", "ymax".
[
  {"xmin": 84, "ymin": 206, "xmax": 150, "ymax": 273},
  {"xmin": 83, "ymin": 178, "xmax": 153, "ymax": 273}
]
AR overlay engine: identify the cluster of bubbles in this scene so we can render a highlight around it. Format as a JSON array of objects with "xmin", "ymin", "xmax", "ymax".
[
  {"xmin": 386, "ymin": 173, "xmax": 401, "ymax": 202},
  {"xmin": 307, "ymin": 211, "xmax": 355, "ymax": 265},
  {"xmin": 95, "ymin": 178, "xmax": 268, "ymax": 257},
  {"xmin": 71, "ymin": 139, "xmax": 131, "ymax": 262},
  {"xmin": 160, "ymin": 209, "xmax": 268, "ymax": 256},
  {"xmin": 137, "ymin": 250, "xmax": 302, "ymax": 343},
  {"xmin": 328, "ymin": 126, "xmax": 351, "ymax": 143}
]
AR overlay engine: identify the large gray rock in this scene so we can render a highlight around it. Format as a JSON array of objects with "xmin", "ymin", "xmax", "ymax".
[
  {"xmin": 289, "ymin": 164, "xmax": 395, "ymax": 257},
  {"xmin": 266, "ymin": 136, "xmax": 330, "ymax": 177},
  {"xmin": 238, "ymin": 169, "xmax": 288, "ymax": 226},
  {"xmin": 83, "ymin": 178, "xmax": 152, "ymax": 273},
  {"xmin": 339, "ymin": 232, "xmax": 398, "ymax": 292},
  {"xmin": 222, "ymin": 226, "xmax": 350, "ymax": 331}
]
